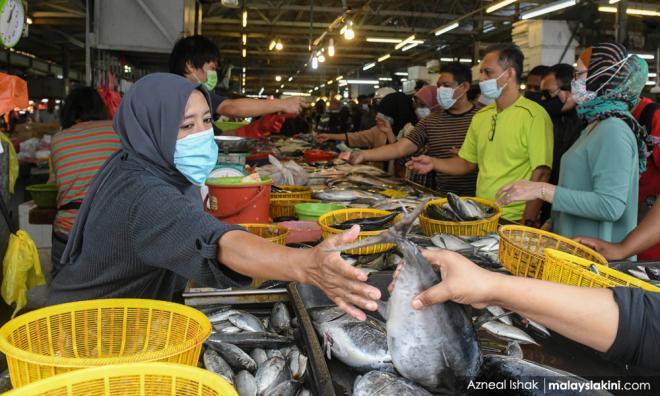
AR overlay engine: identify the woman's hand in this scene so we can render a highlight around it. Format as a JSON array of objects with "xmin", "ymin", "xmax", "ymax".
[
  {"xmin": 412, "ymin": 250, "xmax": 502, "ymax": 310},
  {"xmin": 315, "ymin": 134, "xmax": 333, "ymax": 143},
  {"xmin": 304, "ymin": 225, "xmax": 382, "ymax": 320},
  {"xmin": 496, "ymin": 181, "xmax": 545, "ymax": 206},
  {"xmin": 573, "ymin": 236, "xmax": 628, "ymax": 261},
  {"xmin": 405, "ymin": 155, "xmax": 435, "ymax": 175}
]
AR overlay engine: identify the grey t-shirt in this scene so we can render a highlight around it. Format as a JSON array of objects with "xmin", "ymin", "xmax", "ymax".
[{"xmin": 48, "ymin": 159, "xmax": 250, "ymax": 305}]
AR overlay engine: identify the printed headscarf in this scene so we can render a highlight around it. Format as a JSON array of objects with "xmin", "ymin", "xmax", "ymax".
[{"xmin": 576, "ymin": 42, "xmax": 653, "ymax": 172}]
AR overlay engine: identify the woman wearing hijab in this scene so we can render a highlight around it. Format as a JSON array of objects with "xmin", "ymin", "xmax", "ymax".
[
  {"xmin": 496, "ymin": 43, "xmax": 653, "ymax": 248},
  {"xmin": 47, "ymin": 74, "xmax": 380, "ymax": 320},
  {"xmin": 413, "ymin": 85, "xmax": 441, "ymax": 119},
  {"xmin": 315, "ymin": 92, "xmax": 417, "ymax": 150}
]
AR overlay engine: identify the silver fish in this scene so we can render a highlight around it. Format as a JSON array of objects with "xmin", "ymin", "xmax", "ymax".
[
  {"xmin": 329, "ymin": 200, "xmax": 481, "ymax": 393},
  {"xmin": 481, "ymin": 320, "xmax": 538, "ymax": 345},
  {"xmin": 234, "ymin": 370, "xmax": 257, "ymax": 396},
  {"xmin": 209, "ymin": 342, "xmax": 258, "ymax": 372},
  {"xmin": 486, "ymin": 305, "xmax": 513, "ymax": 326},
  {"xmin": 313, "ymin": 190, "xmax": 360, "ymax": 201},
  {"xmin": 447, "ymin": 192, "xmax": 488, "ymax": 220},
  {"xmin": 267, "ymin": 349, "xmax": 285, "ymax": 360},
  {"xmin": 589, "ymin": 264, "xmax": 600, "ymax": 275},
  {"xmin": 311, "ymin": 307, "xmax": 393, "ymax": 372},
  {"xmin": 431, "ymin": 234, "xmax": 473, "ymax": 251},
  {"xmin": 288, "ymin": 349, "xmax": 308, "ymax": 380},
  {"xmin": 468, "ymin": 234, "xmax": 500, "ymax": 252},
  {"xmin": 263, "ymin": 380, "xmax": 301, "ymax": 396},
  {"xmin": 524, "ymin": 318, "xmax": 551, "ymax": 338},
  {"xmin": 479, "ymin": 355, "xmax": 614, "ymax": 396},
  {"xmin": 216, "ymin": 325, "xmax": 243, "ymax": 334},
  {"xmin": 250, "ymin": 348, "xmax": 268, "ymax": 367},
  {"xmin": 352, "ymin": 371, "xmax": 433, "ymax": 396},
  {"xmin": 255, "ymin": 357, "xmax": 290, "ymax": 395},
  {"xmin": 208, "ymin": 309, "xmax": 242, "ymax": 324},
  {"xmin": 229, "ymin": 312, "xmax": 266, "ymax": 333},
  {"xmin": 207, "ymin": 332, "xmax": 295, "ymax": 350},
  {"xmin": 297, "ymin": 388, "xmax": 311, "ymax": 396},
  {"xmin": 270, "ymin": 303, "xmax": 292, "ymax": 334},
  {"xmin": 629, "ymin": 268, "xmax": 651, "ymax": 281},
  {"xmin": 203, "ymin": 349, "xmax": 234, "ymax": 384}
]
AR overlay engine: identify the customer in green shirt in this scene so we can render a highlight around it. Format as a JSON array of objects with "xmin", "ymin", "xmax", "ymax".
[
  {"xmin": 407, "ymin": 43, "xmax": 553, "ymax": 222},
  {"xmin": 496, "ymin": 43, "xmax": 654, "ymax": 245}
]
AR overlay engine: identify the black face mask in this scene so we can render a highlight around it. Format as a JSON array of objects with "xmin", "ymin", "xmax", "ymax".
[
  {"xmin": 541, "ymin": 95, "xmax": 564, "ymax": 117},
  {"xmin": 524, "ymin": 90, "xmax": 543, "ymax": 104}
]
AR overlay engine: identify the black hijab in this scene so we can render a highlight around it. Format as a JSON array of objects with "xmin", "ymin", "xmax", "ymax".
[
  {"xmin": 376, "ymin": 92, "xmax": 418, "ymax": 136},
  {"xmin": 61, "ymin": 73, "xmax": 210, "ymax": 265}
]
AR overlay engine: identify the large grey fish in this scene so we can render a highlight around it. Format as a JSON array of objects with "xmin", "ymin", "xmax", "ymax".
[
  {"xmin": 255, "ymin": 357, "xmax": 290, "ymax": 395},
  {"xmin": 208, "ymin": 342, "xmax": 258, "ymax": 372},
  {"xmin": 313, "ymin": 190, "xmax": 361, "ymax": 201},
  {"xmin": 208, "ymin": 309, "xmax": 243, "ymax": 324},
  {"xmin": 0, "ymin": 370, "xmax": 10, "ymax": 393},
  {"xmin": 234, "ymin": 370, "xmax": 257, "ymax": 396},
  {"xmin": 468, "ymin": 234, "xmax": 500, "ymax": 252},
  {"xmin": 263, "ymin": 380, "xmax": 301, "ymax": 396},
  {"xmin": 310, "ymin": 307, "xmax": 393, "ymax": 372},
  {"xmin": 270, "ymin": 302, "xmax": 292, "ymax": 334},
  {"xmin": 352, "ymin": 371, "xmax": 433, "ymax": 396},
  {"xmin": 250, "ymin": 348, "xmax": 269, "ymax": 367},
  {"xmin": 431, "ymin": 234, "xmax": 473, "ymax": 251},
  {"xmin": 486, "ymin": 305, "xmax": 513, "ymax": 326},
  {"xmin": 267, "ymin": 349, "xmax": 285, "ymax": 359},
  {"xmin": 328, "ymin": 200, "xmax": 481, "ymax": 393},
  {"xmin": 207, "ymin": 332, "xmax": 294, "ymax": 350},
  {"xmin": 203, "ymin": 348, "xmax": 235, "ymax": 384},
  {"xmin": 229, "ymin": 312, "xmax": 267, "ymax": 333},
  {"xmin": 479, "ymin": 318, "xmax": 538, "ymax": 345},
  {"xmin": 446, "ymin": 192, "xmax": 488, "ymax": 220},
  {"xmin": 478, "ymin": 355, "xmax": 614, "ymax": 395}
]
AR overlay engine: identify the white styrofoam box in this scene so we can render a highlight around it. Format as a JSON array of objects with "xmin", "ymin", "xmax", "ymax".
[
  {"xmin": 18, "ymin": 201, "xmax": 52, "ymax": 249},
  {"xmin": 471, "ymin": 64, "xmax": 481, "ymax": 84},
  {"xmin": 528, "ymin": 20, "xmax": 578, "ymax": 49},
  {"xmin": 407, "ymin": 65, "xmax": 438, "ymax": 84},
  {"xmin": 524, "ymin": 45, "xmax": 577, "ymax": 72}
]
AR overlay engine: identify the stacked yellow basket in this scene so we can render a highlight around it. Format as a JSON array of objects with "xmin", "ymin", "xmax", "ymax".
[{"xmin": 419, "ymin": 197, "xmax": 502, "ymax": 237}]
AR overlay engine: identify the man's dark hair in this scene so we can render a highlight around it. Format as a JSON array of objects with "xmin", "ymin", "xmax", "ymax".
[
  {"xmin": 169, "ymin": 35, "xmax": 220, "ymax": 76},
  {"xmin": 60, "ymin": 86, "xmax": 109, "ymax": 129},
  {"xmin": 484, "ymin": 43, "xmax": 524, "ymax": 83},
  {"xmin": 529, "ymin": 65, "xmax": 551, "ymax": 78},
  {"xmin": 549, "ymin": 63, "xmax": 575, "ymax": 91},
  {"xmin": 414, "ymin": 79, "xmax": 429, "ymax": 91},
  {"xmin": 440, "ymin": 62, "xmax": 472, "ymax": 85}
]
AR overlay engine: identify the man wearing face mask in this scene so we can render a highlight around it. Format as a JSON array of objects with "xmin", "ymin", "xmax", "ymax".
[
  {"xmin": 407, "ymin": 44, "xmax": 553, "ymax": 223},
  {"xmin": 338, "ymin": 63, "xmax": 478, "ymax": 195},
  {"xmin": 524, "ymin": 65, "xmax": 551, "ymax": 104},
  {"xmin": 169, "ymin": 35, "xmax": 302, "ymax": 134}
]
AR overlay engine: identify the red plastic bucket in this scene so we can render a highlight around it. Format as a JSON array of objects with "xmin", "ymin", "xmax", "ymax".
[{"xmin": 205, "ymin": 177, "xmax": 272, "ymax": 224}]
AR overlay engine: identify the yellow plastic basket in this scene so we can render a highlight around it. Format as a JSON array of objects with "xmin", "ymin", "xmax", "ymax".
[
  {"xmin": 318, "ymin": 209, "xmax": 400, "ymax": 255},
  {"xmin": 0, "ymin": 299, "xmax": 211, "ymax": 388},
  {"xmin": 542, "ymin": 249, "xmax": 660, "ymax": 291},
  {"xmin": 241, "ymin": 223, "xmax": 289, "ymax": 246},
  {"xmin": 419, "ymin": 197, "xmax": 502, "ymax": 237},
  {"xmin": 498, "ymin": 225, "xmax": 607, "ymax": 280},
  {"xmin": 271, "ymin": 185, "xmax": 312, "ymax": 200},
  {"xmin": 270, "ymin": 198, "xmax": 320, "ymax": 219},
  {"xmin": 2, "ymin": 362, "xmax": 237, "ymax": 396}
]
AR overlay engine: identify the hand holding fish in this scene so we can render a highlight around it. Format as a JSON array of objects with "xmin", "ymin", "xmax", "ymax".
[
  {"xmin": 405, "ymin": 155, "xmax": 435, "ymax": 175},
  {"xmin": 337, "ymin": 150, "xmax": 364, "ymax": 165},
  {"xmin": 411, "ymin": 250, "xmax": 501, "ymax": 310},
  {"xmin": 305, "ymin": 225, "xmax": 382, "ymax": 321},
  {"xmin": 496, "ymin": 181, "xmax": 555, "ymax": 206}
]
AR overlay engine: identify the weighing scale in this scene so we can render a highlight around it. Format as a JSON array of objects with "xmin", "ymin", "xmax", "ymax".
[{"xmin": 211, "ymin": 136, "xmax": 255, "ymax": 177}]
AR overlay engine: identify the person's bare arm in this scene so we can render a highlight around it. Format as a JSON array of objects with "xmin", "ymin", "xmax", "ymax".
[
  {"xmin": 413, "ymin": 250, "xmax": 619, "ymax": 353},
  {"xmin": 521, "ymin": 166, "xmax": 551, "ymax": 224},
  {"xmin": 360, "ymin": 138, "xmax": 418, "ymax": 163},
  {"xmin": 217, "ymin": 97, "xmax": 303, "ymax": 118},
  {"xmin": 218, "ymin": 226, "xmax": 381, "ymax": 320},
  {"xmin": 406, "ymin": 155, "xmax": 477, "ymax": 176},
  {"xmin": 575, "ymin": 195, "xmax": 660, "ymax": 260}
]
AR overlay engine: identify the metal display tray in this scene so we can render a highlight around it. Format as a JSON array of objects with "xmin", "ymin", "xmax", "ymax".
[{"xmin": 184, "ymin": 288, "xmax": 335, "ymax": 396}]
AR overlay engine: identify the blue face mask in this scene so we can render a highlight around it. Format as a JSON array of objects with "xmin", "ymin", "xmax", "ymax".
[
  {"xmin": 173, "ymin": 128, "xmax": 218, "ymax": 185},
  {"xmin": 479, "ymin": 69, "xmax": 509, "ymax": 100}
]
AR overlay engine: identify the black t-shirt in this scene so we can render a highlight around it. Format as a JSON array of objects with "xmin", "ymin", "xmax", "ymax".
[
  {"xmin": 210, "ymin": 92, "xmax": 226, "ymax": 114},
  {"xmin": 604, "ymin": 287, "xmax": 660, "ymax": 371}
]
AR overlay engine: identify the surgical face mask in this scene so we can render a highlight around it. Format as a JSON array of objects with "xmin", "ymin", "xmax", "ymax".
[
  {"xmin": 437, "ymin": 86, "xmax": 464, "ymax": 110},
  {"xmin": 361, "ymin": 104, "xmax": 369, "ymax": 111},
  {"xmin": 479, "ymin": 69, "xmax": 509, "ymax": 100},
  {"xmin": 173, "ymin": 128, "xmax": 218, "ymax": 185},
  {"xmin": 571, "ymin": 54, "xmax": 632, "ymax": 105},
  {"xmin": 204, "ymin": 70, "xmax": 218, "ymax": 91},
  {"xmin": 415, "ymin": 107, "xmax": 431, "ymax": 119}
]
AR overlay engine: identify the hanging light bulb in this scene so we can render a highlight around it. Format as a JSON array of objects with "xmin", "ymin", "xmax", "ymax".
[
  {"xmin": 328, "ymin": 38, "xmax": 335, "ymax": 57},
  {"xmin": 311, "ymin": 56, "xmax": 319, "ymax": 69},
  {"xmin": 242, "ymin": 34, "xmax": 247, "ymax": 45},
  {"xmin": 269, "ymin": 40, "xmax": 276, "ymax": 51},
  {"xmin": 242, "ymin": 48, "xmax": 246, "ymax": 58},
  {"xmin": 242, "ymin": 10, "xmax": 248, "ymax": 28},
  {"xmin": 275, "ymin": 40, "xmax": 283, "ymax": 51},
  {"xmin": 344, "ymin": 20, "xmax": 355, "ymax": 40},
  {"xmin": 275, "ymin": 75, "xmax": 282, "ymax": 82},
  {"xmin": 318, "ymin": 54, "xmax": 326, "ymax": 63}
]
